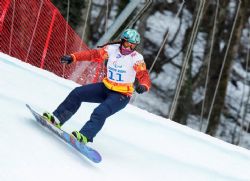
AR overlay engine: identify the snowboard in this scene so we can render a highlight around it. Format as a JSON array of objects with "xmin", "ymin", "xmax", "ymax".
[{"xmin": 26, "ymin": 104, "xmax": 102, "ymax": 163}]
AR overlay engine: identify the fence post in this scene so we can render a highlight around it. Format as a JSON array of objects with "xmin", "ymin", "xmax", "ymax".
[
  {"xmin": 40, "ymin": 9, "xmax": 57, "ymax": 69},
  {"xmin": 0, "ymin": 0, "xmax": 11, "ymax": 32}
]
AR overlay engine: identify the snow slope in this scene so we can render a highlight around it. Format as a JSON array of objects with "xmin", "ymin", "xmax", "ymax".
[{"xmin": 0, "ymin": 52, "xmax": 250, "ymax": 181}]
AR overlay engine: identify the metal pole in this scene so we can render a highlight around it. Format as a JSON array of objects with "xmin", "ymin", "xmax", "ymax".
[{"xmin": 95, "ymin": 0, "xmax": 141, "ymax": 47}]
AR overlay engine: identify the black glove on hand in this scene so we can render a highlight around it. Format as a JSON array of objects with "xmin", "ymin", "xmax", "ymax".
[
  {"xmin": 60, "ymin": 55, "xmax": 73, "ymax": 64},
  {"xmin": 135, "ymin": 84, "xmax": 147, "ymax": 94}
]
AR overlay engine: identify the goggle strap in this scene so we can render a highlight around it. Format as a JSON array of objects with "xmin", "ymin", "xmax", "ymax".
[{"xmin": 97, "ymin": 40, "xmax": 122, "ymax": 48}]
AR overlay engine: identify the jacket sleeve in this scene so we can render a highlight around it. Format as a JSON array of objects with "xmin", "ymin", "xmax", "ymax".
[
  {"xmin": 134, "ymin": 61, "xmax": 151, "ymax": 91},
  {"xmin": 70, "ymin": 47, "xmax": 108, "ymax": 63}
]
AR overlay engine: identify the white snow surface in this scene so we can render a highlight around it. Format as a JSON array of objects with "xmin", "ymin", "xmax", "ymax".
[{"xmin": 0, "ymin": 52, "xmax": 250, "ymax": 181}]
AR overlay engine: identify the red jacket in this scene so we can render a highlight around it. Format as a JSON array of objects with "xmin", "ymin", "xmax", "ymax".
[{"xmin": 71, "ymin": 45, "xmax": 151, "ymax": 96}]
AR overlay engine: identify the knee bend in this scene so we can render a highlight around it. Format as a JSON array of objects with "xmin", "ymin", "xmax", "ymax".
[
  {"xmin": 92, "ymin": 105, "xmax": 112, "ymax": 119},
  {"xmin": 69, "ymin": 87, "xmax": 82, "ymax": 98}
]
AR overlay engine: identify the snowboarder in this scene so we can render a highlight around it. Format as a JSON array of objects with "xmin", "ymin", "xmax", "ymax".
[{"xmin": 43, "ymin": 28, "xmax": 151, "ymax": 144}]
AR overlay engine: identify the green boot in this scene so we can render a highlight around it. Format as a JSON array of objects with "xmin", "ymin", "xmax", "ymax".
[
  {"xmin": 43, "ymin": 112, "xmax": 61, "ymax": 129},
  {"xmin": 71, "ymin": 131, "xmax": 88, "ymax": 144}
]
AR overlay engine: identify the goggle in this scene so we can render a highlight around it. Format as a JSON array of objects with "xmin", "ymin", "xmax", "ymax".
[{"xmin": 122, "ymin": 41, "xmax": 137, "ymax": 50}]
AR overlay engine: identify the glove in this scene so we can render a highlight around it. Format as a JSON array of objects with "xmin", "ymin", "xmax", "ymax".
[
  {"xmin": 60, "ymin": 55, "xmax": 73, "ymax": 64},
  {"xmin": 135, "ymin": 84, "xmax": 147, "ymax": 94}
]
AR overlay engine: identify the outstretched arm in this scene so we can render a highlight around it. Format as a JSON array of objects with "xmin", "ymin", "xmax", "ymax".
[
  {"xmin": 61, "ymin": 47, "xmax": 108, "ymax": 64},
  {"xmin": 71, "ymin": 47, "xmax": 108, "ymax": 63}
]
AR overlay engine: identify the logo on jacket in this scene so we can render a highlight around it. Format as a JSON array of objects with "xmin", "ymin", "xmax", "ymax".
[
  {"xmin": 113, "ymin": 61, "xmax": 122, "ymax": 68},
  {"xmin": 131, "ymin": 52, "xmax": 137, "ymax": 57},
  {"xmin": 116, "ymin": 54, "xmax": 122, "ymax": 59}
]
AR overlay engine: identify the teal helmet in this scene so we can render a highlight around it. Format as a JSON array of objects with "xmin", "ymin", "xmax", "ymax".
[{"xmin": 120, "ymin": 28, "xmax": 141, "ymax": 44}]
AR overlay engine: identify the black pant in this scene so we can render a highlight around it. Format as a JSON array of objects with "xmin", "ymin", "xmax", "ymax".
[{"xmin": 53, "ymin": 83, "xmax": 130, "ymax": 142}]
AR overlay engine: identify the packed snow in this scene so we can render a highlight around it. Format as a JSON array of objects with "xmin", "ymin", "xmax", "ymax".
[{"xmin": 0, "ymin": 52, "xmax": 250, "ymax": 181}]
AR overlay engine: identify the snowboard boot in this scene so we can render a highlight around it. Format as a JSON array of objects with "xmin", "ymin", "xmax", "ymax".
[
  {"xmin": 43, "ymin": 112, "xmax": 61, "ymax": 129},
  {"xmin": 71, "ymin": 131, "xmax": 88, "ymax": 144}
]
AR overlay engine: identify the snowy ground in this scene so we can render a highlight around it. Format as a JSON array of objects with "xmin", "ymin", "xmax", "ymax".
[{"xmin": 1, "ymin": 52, "xmax": 250, "ymax": 181}]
